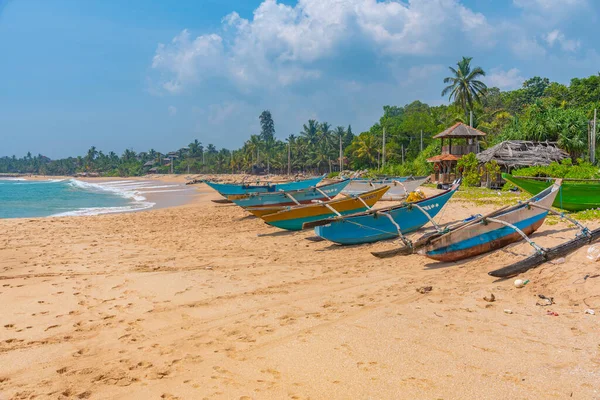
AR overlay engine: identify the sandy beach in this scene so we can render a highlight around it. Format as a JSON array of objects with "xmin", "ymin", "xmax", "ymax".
[{"xmin": 1, "ymin": 177, "xmax": 599, "ymax": 399}]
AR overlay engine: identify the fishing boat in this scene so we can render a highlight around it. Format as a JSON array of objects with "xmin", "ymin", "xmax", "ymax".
[
  {"xmin": 342, "ymin": 176, "xmax": 429, "ymax": 200},
  {"xmin": 253, "ymin": 186, "xmax": 389, "ymax": 231},
  {"xmin": 228, "ymin": 179, "xmax": 350, "ymax": 209},
  {"xmin": 312, "ymin": 183, "xmax": 459, "ymax": 245},
  {"xmin": 503, "ymin": 173, "xmax": 600, "ymax": 211},
  {"xmin": 423, "ymin": 179, "xmax": 562, "ymax": 262},
  {"xmin": 204, "ymin": 175, "xmax": 324, "ymax": 196}
]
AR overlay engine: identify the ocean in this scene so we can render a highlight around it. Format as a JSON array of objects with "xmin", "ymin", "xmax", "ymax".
[{"xmin": 0, "ymin": 178, "xmax": 160, "ymax": 219}]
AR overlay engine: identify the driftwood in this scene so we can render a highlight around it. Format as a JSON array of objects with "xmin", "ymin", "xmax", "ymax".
[
  {"xmin": 489, "ymin": 227, "xmax": 600, "ymax": 278},
  {"xmin": 211, "ymin": 199, "xmax": 233, "ymax": 204}
]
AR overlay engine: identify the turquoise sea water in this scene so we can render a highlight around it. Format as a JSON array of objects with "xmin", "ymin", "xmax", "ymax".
[{"xmin": 0, "ymin": 179, "xmax": 154, "ymax": 219}]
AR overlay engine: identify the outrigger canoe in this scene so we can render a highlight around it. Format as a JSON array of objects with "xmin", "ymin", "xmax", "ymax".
[
  {"xmin": 228, "ymin": 179, "xmax": 350, "ymax": 208},
  {"xmin": 253, "ymin": 186, "xmax": 389, "ymax": 231},
  {"xmin": 313, "ymin": 183, "xmax": 459, "ymax": 245},
  {"xmin": 342, "ymin": 176, "xmax": 429, "ymax": 200},
  {"xmin": 204, "ymin": 175, "xmax": 324, "ymax": 196},
  {"xmin": 424, "ymin": 179, "xmax": 562, "ymax": 262},
  {"xmin": 503, "ymin": 173, "xmax": 600, "ymax": 211}
]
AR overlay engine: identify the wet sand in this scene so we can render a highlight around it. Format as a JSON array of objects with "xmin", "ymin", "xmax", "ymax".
[{"xmin": 1, "ymin": 178, "xmax": 599, "ymax": 399}]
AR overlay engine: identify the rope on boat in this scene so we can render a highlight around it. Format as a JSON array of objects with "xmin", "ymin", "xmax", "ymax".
[{"xmin": 484, "ymin": 217, "xmax": 546, "ymax": 255}]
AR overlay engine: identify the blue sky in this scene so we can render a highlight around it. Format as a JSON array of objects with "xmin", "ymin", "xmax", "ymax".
[{"xmin": 1, "ymin": 0, "xmax": 599, "ymax": 159}]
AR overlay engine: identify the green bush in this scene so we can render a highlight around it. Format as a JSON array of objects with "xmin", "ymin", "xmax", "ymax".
[
  {"xmin": 512, "ymin": 159, "xmax": 600, "ymax": 179},
  {"xmin": 457, "ymin": 153, "xmax": 480, "ymax": 186}
]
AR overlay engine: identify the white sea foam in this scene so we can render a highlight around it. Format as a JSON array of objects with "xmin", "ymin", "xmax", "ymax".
[
  {"xmin": 52, "ymin": 204, "xmax": 154, "ymax": 217},
  {"xmin": 52, "ymin": 179, "xmax": 187, "ymax": 217},
  {"xmin": 137, "ymin": 189, "xmax": 188, "ymax": 194},
  {"xmin": 52, "ymin": 179, "xmax": 156, "ymax": 217},
  {"xmin": 0, "ymin": 177, "xmax": 27, "ymax": 181}
]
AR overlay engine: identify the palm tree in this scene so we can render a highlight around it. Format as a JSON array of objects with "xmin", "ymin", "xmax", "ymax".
[
  {"xmin": 300, "ymin": 120, "xmax": 319, "ymax": 147},
  {"xmin": 441, "ymin": 57, "xmax": 487, "ymax": 119},
  {"xmin": 353, "ymin": 134, "xmax": 378, "ymax": 168}
]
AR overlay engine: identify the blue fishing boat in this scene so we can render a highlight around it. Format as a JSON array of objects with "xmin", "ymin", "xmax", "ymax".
[
  {"xmin": 424, "ymin": 180, "xmax": 562, "ymax": 262},
  {"xmin": 313, "ymin": 184, "xmax": 459, "ymax": 245},
  {"xmin": 204, "ymin": 175, "xmax": 324, "ymax": 196},
  {"xmin": 229, "ymin": 179, "xmax": 350, "ymax": 208}
]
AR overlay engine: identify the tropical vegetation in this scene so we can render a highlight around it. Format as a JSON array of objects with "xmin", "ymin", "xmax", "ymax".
[{"xmin": 1, "ymin": 57, "xmax": 599, "ymax": 177}]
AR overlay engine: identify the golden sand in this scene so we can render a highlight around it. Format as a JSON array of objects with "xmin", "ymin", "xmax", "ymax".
[{"xmin": 1, "ymin": 177, "xmax": 599, "ymax": 399}]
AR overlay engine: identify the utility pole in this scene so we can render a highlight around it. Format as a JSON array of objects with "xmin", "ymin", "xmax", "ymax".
[
  {"xmin": 339, "ymin": 133, "xmax": 343, "ymax": 172},
  {"xmin": 401, "ymin": 143, "xmax": 405, "ymax": 164},
  {"xmin": 287, "ymin": 142, "xmax": 291, "ymax": 176},
  {"xmin": 592, "ymin": 109, "xmax": 597, "ymax": 164},
  {"xmin": 382, "ymin": 127, "xmax": 386, "ymax": 170},
  {"xmin": 420, "ymin": 130, "xmax": 423, "ymax": 152},
  {"xmin": 470, "ymin": 111, "xmax": 473, "ymax": 127}
]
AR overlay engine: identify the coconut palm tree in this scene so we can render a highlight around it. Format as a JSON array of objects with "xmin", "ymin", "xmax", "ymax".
[{"xmin": 441, "ymin": 57, "xmax": 487, "ymax": 119}]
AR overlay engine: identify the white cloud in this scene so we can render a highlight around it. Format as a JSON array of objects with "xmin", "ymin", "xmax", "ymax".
[
  {"xmin": 150, "ymin": 0, "xmax": 494, "ymax": 94},
  {"xmin": 152, "ymin": 30, "xmax": 224, "ymax": 93},
  {"xmin": 486, "ymin": 67, "xmax": 525, "ymax": 90},
  {"xmin": 397, "ymin": 64, "xmax": 444, "ymax": 86},
  {"xmin": 511, "ymin": 37, "xmax": 546, "ymax": 59},
  {"xmin": 168, "ymin": 106, "xmax": 177, "ymax": 116},
  {"xmin": 514, "ymin": 0, "xmax": 587, "ymax": 12},
  {"xmin": 208, "ymin": 102, "xmax": 238, "ymax": 125},
  {"xmin": 544, "ymin": 29, "xmax": 580, "ymax": 52}
]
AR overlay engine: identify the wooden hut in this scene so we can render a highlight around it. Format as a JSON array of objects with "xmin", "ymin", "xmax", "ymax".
[
  {"xmin": 476, "ymin": 140, "xmax": 569, "ymax": 188},
  {"xmin": 427, "ymin": 122, "xmax": 486, "ymax": 184}
]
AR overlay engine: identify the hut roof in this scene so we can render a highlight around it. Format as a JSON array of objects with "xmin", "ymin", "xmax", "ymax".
[
  {"xmin": 476, "ymin": 140, "xmax": 569, "ymax": 168},
  {"xmin": 426, "ymin": 154, "xmax": 461, "ymax": 163},
  {"xmin": 433, "ymin": 122, "xmax": 487, "ymax": 139},
  {"xmin": 143, "ymin": 161, "xmax": 155, "ymax": 167}
]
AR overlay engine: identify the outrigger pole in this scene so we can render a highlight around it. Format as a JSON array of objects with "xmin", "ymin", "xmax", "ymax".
[{"xmin": 490, "ymin": 206, "xmax": 596, "ymax": 278}]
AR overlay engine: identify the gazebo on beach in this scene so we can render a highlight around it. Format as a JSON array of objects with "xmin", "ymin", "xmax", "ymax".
[{"xmin": 427, "ymin": 122, "xmax": 486, "ymax": 184}]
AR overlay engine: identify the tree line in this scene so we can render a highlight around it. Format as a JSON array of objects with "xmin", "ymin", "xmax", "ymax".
[{"xmin": 2, "ymin": 57, "xmax": 599, "ymax": 177}]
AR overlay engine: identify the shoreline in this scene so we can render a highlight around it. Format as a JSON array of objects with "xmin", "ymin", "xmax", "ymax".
[{"xmin": 0, "ymin": 175, "xmax": 203, "ymax": 219}]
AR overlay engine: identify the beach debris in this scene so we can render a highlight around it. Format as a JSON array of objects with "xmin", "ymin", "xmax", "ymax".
[
  {"xmin": 536, "ymin": 294, "xmax": 554, "ymax": 306},
  {"xmin": 546, "ymin": 310, "xmax": 559, "ymax": 316},
  {"xmin": 416, "ymin": 286, "xmax": 432, "ymax": 294},
  {"xmin": 483, "ymin": 293, "xmax": 496, "ymax": 302},
  {"xmin": 514, "ymin": 279, "xmax": 530, "ymax": 288},
  {"xmin": 587, "ymin": 244, "xmax": 600, "ymax": 261},
  {"xmin": 584, "ymin": 309, "xmax": 595, "ymax": 315},
  {"xmin": 503, "ymin": 309, "xmax": 513, "ymax": 314},
  {"xmin": 550, "ymin": 257, "xmax": 566, "ymax": 265}
]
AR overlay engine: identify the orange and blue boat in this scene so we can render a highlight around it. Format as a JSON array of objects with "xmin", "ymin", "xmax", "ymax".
[
  {"xmin": 251, "ymin": 186, "xmax": 389, "ymax": 231},
  {"xmin": 424, "ymin": 180, "xmax": 562, "ymax": 262}
]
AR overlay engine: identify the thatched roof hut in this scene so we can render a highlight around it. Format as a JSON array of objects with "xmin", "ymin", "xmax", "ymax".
[
  {"xmin": 433, "ymin": 122, "xmax": 486, "ymax": 139},
  {"xmin": 476, "ymin": 141, "xmax": 569, "ymax": 169}
]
